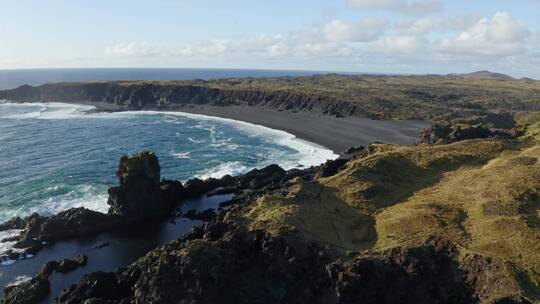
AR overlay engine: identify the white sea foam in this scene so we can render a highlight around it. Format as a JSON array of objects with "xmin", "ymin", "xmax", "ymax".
[
  {"xmin": 6, "ymin": 275, "xmax": 31, "ymax": 286},
  {"xmin": 170, "ymin": 151, "xmax": 191, "ymax": 159},
  {"xmin": 101, "ymin": 109, "xmax": 338, "ymax": 169},
  {"xmin": 1, "ymin": 259, "xmax": 16, "ymax": 266},
  {"xmin": 0, "ymin": 229, "xmax": 24, "ymax": 261},
  {"xmin": 0, "ymin": 102, "xmax": 95, "ymax": 119},
  {"xmin": 155, "ymin": 111, "xmax": 338, "ymax": 168},
  {"xmin": 187, "ymin": 137, "xmax": 205, "ymax": 144},
  {"xmin": 26, "ymin": 184, "xmax": 109, "ymax": 217},
  {"xmin": 196, "ymin": 161, "xmax": 249, "ymax": 179}
]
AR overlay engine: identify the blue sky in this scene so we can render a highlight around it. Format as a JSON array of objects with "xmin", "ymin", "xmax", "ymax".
[{"xmin": 1, "ymin": 0, "xmax": 540, "ymax": 77}]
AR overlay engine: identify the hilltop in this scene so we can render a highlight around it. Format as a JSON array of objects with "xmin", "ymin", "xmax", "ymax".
[{"xmin": 450, "ymin": 70, "xmax": 516, "ymax": 81}]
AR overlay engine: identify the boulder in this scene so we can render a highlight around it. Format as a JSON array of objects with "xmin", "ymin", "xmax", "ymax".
[
  {"xmin": 0, "ymin": 216, "xmax": 26, "ymax": 231},
  {"xmin": 344, "ymin": 145, "xmax": 365, "ymax": 155},
  {"xmin": 160, "ymin": 179, "xmax": 185, "ymax": 204},
  {"xmin": 182, "ymin": 208, "xmax": 217, "ymax": 222},
  {"xmin": 238, "ymin": 164, "xmax": 286, "ymax": 189},
  {"xmin": 56, "ymin": 255, "xmax": 88, "ymax": 273},
  {"xmin": 107, "ymin": 151, "xmax": 170, "ymax": 219},
  {"xmin": 3, "ymin": 276, "xmax": 50, "ymax": 304},
  {"xmin": 15, "ymin": 208, "xmax": 117, "ymax": 248},
  {"xmin": 56, "ymin": 272, "xmax": 124, "ymax": 303},
  {"xmin": 315, "ymin": 158, "xmax": 348, "ymax": 179},
  {"xmin": 3, "ymin": 255, "xmax": 88, "ymax": 304}
]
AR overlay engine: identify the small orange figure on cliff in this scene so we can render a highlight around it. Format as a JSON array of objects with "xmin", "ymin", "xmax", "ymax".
[{"xmin": 419, "ymin": 128, "xmax": 433, "ymax": 144}]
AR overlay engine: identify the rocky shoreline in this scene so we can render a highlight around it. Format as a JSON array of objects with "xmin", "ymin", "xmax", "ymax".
[
  {"xmin": 0, "ymin": 150, "xmax": 328, "ymax": 303},
  {"xmin": 2, "ymin": 137, "xmax": 532, "ymax": 303}
]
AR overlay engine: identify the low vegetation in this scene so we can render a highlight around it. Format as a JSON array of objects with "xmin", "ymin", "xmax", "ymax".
[
  {"xmin": 188, "ymin": 73, "xmax": 540, "ymax": 122},
  {"xmin": 243, "ymin": 123, "xmax": 540, "ymax": 301}
]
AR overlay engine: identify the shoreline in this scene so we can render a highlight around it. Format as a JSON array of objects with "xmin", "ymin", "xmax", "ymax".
[{"xmin": 81, "ymin": 102, "xmax": 429, "ymax": 153}]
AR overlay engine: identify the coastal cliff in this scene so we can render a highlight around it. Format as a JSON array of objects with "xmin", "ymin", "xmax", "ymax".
[
  {"xmin": 0, "ymin": 82, "xmax": 356, "ymax": 117},
  {"xmin": 1, "ymin": 74, "xmax": 539, "ymax": 122}
]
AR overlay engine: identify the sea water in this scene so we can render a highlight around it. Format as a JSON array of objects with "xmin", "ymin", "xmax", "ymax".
[{"xmin": 0, "ymin": 101, "xmax": 337, "ymax": 224}]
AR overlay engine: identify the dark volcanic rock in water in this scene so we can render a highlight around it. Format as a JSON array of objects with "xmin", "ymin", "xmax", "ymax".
[
  {"xmin": 3, "ymin": 276, "xmax": 49, "ymax": 304},
  {"xmin": 182, "ymin": 208, "xmax": 217, "ymax": 222},
  {"xmin": 3, "ymin": 255, "xmax": 88, "ymax": 304},
  {"xmin": 56, "ymin": 255, "xmax": 88, "ymax": 273},
  {"xmin": 13, "ymin": 209, "xmax": 119, "ymax": 253},
  {"xmin": 107, "ymin": 151, "xmax": 169, "ymax": 219},
  {"xmin": 0, "ymin": 151, "xmax": 291, "ymax": 259},
  {"xmin": 160, "ymin": 179, "xmax": 186, "ymax": 205}
]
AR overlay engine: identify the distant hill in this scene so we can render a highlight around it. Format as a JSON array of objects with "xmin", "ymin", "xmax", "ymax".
[{"xmin": 450, "ymin": 70, "xmax": 515, "ymax": 81}]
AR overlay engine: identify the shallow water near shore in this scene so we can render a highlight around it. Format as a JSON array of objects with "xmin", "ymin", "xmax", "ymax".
[{"xmin": 0, "ymin": 193, "xmax": 233, "ymax": 302}]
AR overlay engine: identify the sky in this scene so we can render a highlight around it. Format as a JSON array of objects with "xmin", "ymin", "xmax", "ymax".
[{"xmin": 1, "ymin": 0, "xmax": 540, "ymax": 78}]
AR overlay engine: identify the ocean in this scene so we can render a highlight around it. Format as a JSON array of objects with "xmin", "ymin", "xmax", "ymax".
[
  {"xmin": 0, "ymin": 67, "xmax": 326, "ymax": 90},
  {"xmin": 0, "ymin": 101, "xmax": 337, "ymax": 224}
]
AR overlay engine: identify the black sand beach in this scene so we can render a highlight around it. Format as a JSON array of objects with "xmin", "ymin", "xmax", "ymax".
[{"xmin": 85, "ymin": 102, "xmax": 429, "ymax": 153}]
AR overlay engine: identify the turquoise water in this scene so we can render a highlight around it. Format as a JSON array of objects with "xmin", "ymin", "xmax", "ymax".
[{"xmin": 0, "ymin": 101, "xmax": 337, "ymax": 224}]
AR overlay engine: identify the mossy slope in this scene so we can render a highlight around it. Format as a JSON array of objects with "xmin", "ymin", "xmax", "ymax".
[{"xmin": 244, "ymin": 125, "xmax": 540, "ymax": 301}]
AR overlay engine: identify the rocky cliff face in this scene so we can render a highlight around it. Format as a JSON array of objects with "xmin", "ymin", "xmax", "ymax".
[
  {"xmin": 0, "ymin": 82, "xmax": 358, "ymax": 116},
  {"xmin": 107, "ymin": 151, "xmax": 166, "ymax": 219}
]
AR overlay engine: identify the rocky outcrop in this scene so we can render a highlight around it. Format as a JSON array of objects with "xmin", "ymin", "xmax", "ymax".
[
  {"xmin": 431, "ymin": 123, "xmax": 517, "ymax": 144},
  {"xmin": 12, "ymin": 209, "xmax": 119, "ymax": 254},
  {"xmin": 182, "ymin": 208, "xmax": 217, "ymax": 222},
  {"xmin": 0, "ymin": 152, "xmax": 293, "ymax": 261},
  {"xmin": 107, "ymin": 151, "xmax": 169, "ymax": 219},
  {"xmin": 329, "ymin": 238, "xmax": 527, "ymax": 304},
  {"xmin": 3, "ymin": 255, "xmax": 88, "ymax": 304},
  {"xmin": 3, "ymin": 276, "xmax": 49, "ymax": 304},
  {"xmin": 315, "ymin": 158, "xmax": 348, "ymax": 178},
  {"xmin": 56, "ymin": 217, "xmax": 528, "ymax": 304},
  {"xmin": 56, "ymin": 255, "xmax": 88, "ymax": 273},
  {"xmin": 1, "ymin": 152, "xmax": 174, "ymax": 256}
]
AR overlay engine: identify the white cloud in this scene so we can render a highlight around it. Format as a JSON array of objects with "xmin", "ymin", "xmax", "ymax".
[
  {"xmin": 105, "ymin": 42, "xmax": 160, "ymax": 58},
  {"xmin": 98, "ymin": 11, "xmax": 540, "ymax": 78},
  {"xmin": 436, "ymin": 11, "xmax": 530, "ymax": 56},
  {"xmin": 106, "ymin": 40, "xmax": 229, "ymax": 59},
  {"xmin": 348, "ymin": 0, "xmax": 444, "ymax": 16},
  {"xmin": 376, "ymin": 35, "xmax": 424, "ymax": 54},
  {"xmin": 396, "ymin": 13, "xmax": 482, "ymax": 35},
  {"xmin": 322, "ymin": 18, "xmax": 388, "ymax": 42},
  {"xmin": 173, "ymin": 40, "xmax": 229, "ymax": 57}
]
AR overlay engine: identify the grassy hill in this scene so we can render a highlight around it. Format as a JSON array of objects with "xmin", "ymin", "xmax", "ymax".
[{"xmin": 242, "ymin": 123, "xmax": 540, "ymax": 301}]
